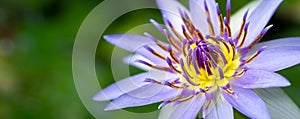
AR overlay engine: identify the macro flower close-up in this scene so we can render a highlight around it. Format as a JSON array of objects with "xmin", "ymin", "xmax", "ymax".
[{"xmin": 93, "ymin": 0, "xmax": 300, "ymax": 118}]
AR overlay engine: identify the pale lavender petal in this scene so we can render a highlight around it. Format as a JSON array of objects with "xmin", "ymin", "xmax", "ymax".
[
  {"xmin": 231, "ymin": 69, "xmax": 290, "ymax": 89},
  {"xmin": 204, "ymin": 106, "xmax": 217, "ymax": 119},
  {"xmin": 169, "ymin": 95, "xmax": 205, "ymax": 119},
  {"xmin": 243, "ymin": 0, "xmax": 283, "ymax": 47},
  {"xmin": 123, "ymin": 54, "xmax": 155, "ymax": 71},
  {"xmin": 215, "ymin": 95, "xmax": 234, "ymax": 119},
  {"xmin": 93, "ymin": 73, "xmax": 149, "ymax": 101},
  {"xmin": 104, "ymin": 34, "xmax": 154, "ymax": 52},
  {"xmin": 255, "ymin": 88, "xmax": 300, "ymax": 118},
  {"xmin": 205, "ymin": 0, "xmax": 220, "ymax": 36},
  {"xmin": 104, "ymin": 34, "xmax": 169, "ymax": 65},
  {"xmin": 156, "ymin": 0, "xmax": 189, "ymax": 37},
  {"xmin": 247, "ymin": 46, "xmax": 300, "ymax": 71},
  {"xmin": 251, "ymin": 37, "xmax": 300, "ymax": 52},
  {"xmin": 230, "ymin": 1, "xmax": 261, "ymax": 34},
  {"xmin": 203, "ymin": 94, "xmax": 233, "ymax": 119},
  {"xmin": 190, "ymin": 0, "xmax": 209, "ymax": 35},
  {"xmin": 104, "ymin": 84, "xmax": 180, "ymax": 110},
  {"xmin": 93, "ymin": 71, "xmax": 178, "ymax": 101},
  {"xmin": 136, "ymin": 44, "xmax": 170, "ymax": 66},
  {"xmin": 222, "ymin": 86, "xmax": 270, "ymax": 119}
]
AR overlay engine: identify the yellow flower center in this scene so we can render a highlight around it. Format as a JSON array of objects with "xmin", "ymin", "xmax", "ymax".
[{"xmin": 178, "ymin": 38, "xmax": 241, "ymax": 93}]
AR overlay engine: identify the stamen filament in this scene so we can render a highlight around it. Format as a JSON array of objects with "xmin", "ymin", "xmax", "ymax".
[
  {"xmin": 233, "ymin": 67, "xmax": 248, "ymax": 77},
  {"xmin": 135, "ymin": 60, "xmax": 170, "ymax": 72},
  {"xmin": 166, "ymin": 57, "xmax": 182, "ymax": 74},
  {"xmin": 238, "ymin": 22, "xmax": 250, "ymax": 47},
  {"xmin": 246, "ymin": 47, "xmax": 265, "ymax": 63},
  {"xmin": 248, "ymin": 25, "xmax": 273, "ymax": 49},
  {"xmin": 165, "ymin": 18, "xmax": 184, "ymax": 41},
  {"xmin": 204, "ymin": 0, "xmax": 216, "ymax": 36},
  {"xmin": 236, "ymin": 9, "xmax": 249, "ymax": 40},
  {"xmin": 144, "ymin": 45, "xmax": 166, "ymax": 60},
  {"xmin": 144, "ymin": 32, "xmax": 168, "ymax": 51}
]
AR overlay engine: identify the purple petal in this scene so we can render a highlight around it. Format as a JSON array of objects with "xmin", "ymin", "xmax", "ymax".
[
  {"xmin": 123, "ymin": 54, "xmax": 155, "ymax": 71},
  {"xmin": 215, "ymin": 95, "xmax": 234, "ymax": 119},
  {"xmin": 93, "ymin": 73, "xmax": 149, "ymax": 101},
  {"xmin": 247, "ymin": 46, "xmax": 300, "ymax": 71},
  {"xmin": 104, "ymin": 84, "xmax": 180, "ymax": 110},
  {"xmin": 169, "ymin": 95, "xmax": 205, "ymax": 119},
  {"xmin": 189, "ymin": 0, "xmax": 209, "ymax": 35},
  {"xmin": 205, "ymin": 0, "xmax": 220, "ymax": 36},
  {"xmin": 203, "ymin": 94, "xmax": 233, "ymax": 119},
  {"xmin": 230, "ymin": 69, "xmax": 290, "ymax": 89},
  {"xmin": 222, "ymin": 87, "xmax": 270, "ymax": 119},
  {"xmin": 243, "ymin": 0, "xmax": 283, "ymax": 47},
  {"xmin": 231, "ymin": 1, "xmax": 261, "ymax": 33},
  {"xmin": 156, "ymin": 0, "xmax": 189, "ymax": 37},
  {"xmin": 104, "ymin": 34, "xmax": 169, "ymax": 65},
  {"xmin": 93, "ymin": 71, "xmax": 178, "ymax": 101},
  {"xmin": 251, "ymin": 37, "xmax": 300, "ymax": 52},
  {"xmin": 204, "ymin": 106, "xmax": 217, "ymax": 119},
  {"xmin": 104, "ymin": 34, "xmax": 154, "ymax": 52}
]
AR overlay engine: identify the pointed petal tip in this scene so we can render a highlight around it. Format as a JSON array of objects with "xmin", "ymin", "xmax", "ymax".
[
  {"xmin": 282, "ymin": 80, "xmax": 291, "ymax": 87},
  {"xmin": 92, "ymin": 92, "xmax": 108, "ymax": 101},
  {"xmin": 103, "ymin": 34, "xmax": 120, "ymax": 43},
  {"xmin": 103, "ymin": 35, "xmax": 109, "ymax": 39},
  {"xmin": 104, "ymin": 103, "xmax": 118, "ymax": 111},
  {"xmin": 103, "ymin": 34, "xmax": 115, "ymax": 41}
]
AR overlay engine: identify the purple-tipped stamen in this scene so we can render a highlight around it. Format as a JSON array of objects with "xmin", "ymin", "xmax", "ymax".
[
  {"xmin": 150, "ymin": 19, "xmax": 164, "ymax": 32},
  {"xmin": 243, "ymin": 9, "xmax": 250, "ymax": 21},
  {"xmin": 216, "ymin": 3, "xmax": 221, "ymax": 15},
  {"xmin": 244, "ymin": 22, "xmax": 250, "ymax": 31},
  {"xmin": 226, "ymin": 0, "xmax": 231, "ymax": 24},
  {"xmin": 204, "ymin": 0, "xmax": 209, "ymax": 11},
  {"xmin": 261, "ymin": 25, "xmax": 273, "ymax": 35},
  {"xmin": 144, "ymin": 32, "xmax": 157, "ymax": 42},
  {"xmin": 224, "ymin": 17, "xmax": 229, "ymax": 26}
]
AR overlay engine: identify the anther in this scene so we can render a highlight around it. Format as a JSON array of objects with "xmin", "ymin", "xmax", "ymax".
[
  {"xmin": 167, "ymin": 46, "xmax": 180, "ymax": 63},
  {"xmin": 238, "ymin": 22, "xmax": 250, "ymax": 47},
  {"xmin": 166, "ymin": 57, "xmax": 181, "ymax": 74},
  {"xmin": 233, "ymin": 67, "xmax": 248, "ymax": 77},
  {"xmin": 224, "ymin": 17, "xmax": 232, "ymax": 37},
  {"xmin": 226, "ymin": 0, "xmax": 231, "ymax": 25},
  {"xmin": 204, "ymin": 0, "xmax": 216, "ymax": 36},
  {"xmin": 150, "ymin": 19, "xmax": 164, "ymax": 33},
  {"xmin": 164, "ymin": 16, "xmax": 184, "ymax": 41},
  {"xmin": 144, "ymin": 78, "xmax": 161, "ymax": 84},
  {"xmin": 236, "ymin": 9, "xmax": 249, "ymax": 40},
  {"xmin": 144, "ymin": 45, "xmax": 166, "ymax": 60},
  {"xmin": 144, "ymin": 32, "xmax": 168, "ymax": 51},
  {"xmin": 246, "ymin": 46, "xmax": 266, "ymax": 63},
  {"xmin": 248, "ymin": 25, "xmax": 273, "ymax": 49},
  {"xmin": 182, "ymin": 25, "xmax": 192, "ymax": 40},
  {"xmin": 135, "ymin": 59, "xmax": 170, "ymax": 72},
  {"xmin": 216, "ymin": 4, "xmax": 224, "ymax": 34}
]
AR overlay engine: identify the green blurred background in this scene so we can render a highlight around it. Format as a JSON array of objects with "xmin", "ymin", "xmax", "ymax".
[{"xmin": 0, "ymin": 0, "xmax": 299, "ymax": 119}]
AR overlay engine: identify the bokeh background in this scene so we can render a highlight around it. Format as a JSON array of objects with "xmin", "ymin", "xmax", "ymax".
[{"xmin": 0, "ymin": 0, "xmax": 300, "ymax": 119}]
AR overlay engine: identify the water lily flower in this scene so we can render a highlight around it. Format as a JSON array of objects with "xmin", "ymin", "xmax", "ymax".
[{"xmin": 93, "ymin": 0, "xmax": 300, "ymax": 118}]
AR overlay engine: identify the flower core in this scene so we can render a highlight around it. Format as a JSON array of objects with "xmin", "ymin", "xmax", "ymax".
[{"xmin": 178, "ymin": 37, "xmax": 241, "ymax": 94}]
